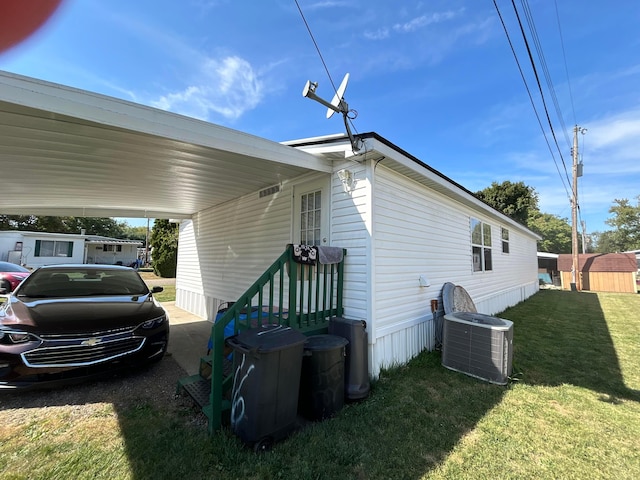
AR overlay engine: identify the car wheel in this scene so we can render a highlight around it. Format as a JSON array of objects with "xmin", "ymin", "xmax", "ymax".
[{"xmin": 0, "ymin": 280, "xmax": 11, "ymax": 292}]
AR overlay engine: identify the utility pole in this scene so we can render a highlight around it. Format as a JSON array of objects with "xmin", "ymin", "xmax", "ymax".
[{"xmin": 571, "ymin": 125, "xmax": 584, "ymax": 291}]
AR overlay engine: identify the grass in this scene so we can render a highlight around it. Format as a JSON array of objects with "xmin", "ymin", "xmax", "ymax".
[
  {"xmin": 1, "ymin": 290, "xmax": 639, "ymax": 479},
  {"xmin": 153, "ymin": 285, "xmax": 176, "ymax": 303}
]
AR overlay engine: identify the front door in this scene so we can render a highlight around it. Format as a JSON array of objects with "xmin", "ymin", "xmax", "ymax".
[{"xmin": 293, "ymin": 177, "xmax": 330, "ymax": 246}]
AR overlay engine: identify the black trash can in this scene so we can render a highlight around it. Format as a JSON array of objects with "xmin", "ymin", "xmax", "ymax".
[
  {"xmin": 226, "ymin": 324, "xmax": 307, "ymax": 451},
  {"xmin": 298, "ymin": 334, "xmax": 349, "ymax": 421},
  {"xmin": 329, "ymin": 317, "xmax": 370, "ymax": 400}
]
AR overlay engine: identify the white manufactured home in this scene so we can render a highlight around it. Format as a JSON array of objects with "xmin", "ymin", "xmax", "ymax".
[
  {"xmin": 0, "ymin": 231, "xmax": 142, "ymax": 268},
  {"xmin": 0, "ymin": 70, "xmax": 540, "ymax": 425},
  {"xmin": 174, "ymin": 133, "xmax": 540, "ymax": 376}
]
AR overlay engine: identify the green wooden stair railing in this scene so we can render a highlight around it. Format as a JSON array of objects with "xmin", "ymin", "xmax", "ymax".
[{"xmin": 177, "ymin": 244, "xmax": 346, "ymax": 434}]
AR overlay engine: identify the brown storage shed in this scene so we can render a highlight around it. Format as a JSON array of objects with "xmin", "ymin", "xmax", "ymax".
[{"xmin": 557, "ymin": 253, "xmax": 638, "ymax": 293}]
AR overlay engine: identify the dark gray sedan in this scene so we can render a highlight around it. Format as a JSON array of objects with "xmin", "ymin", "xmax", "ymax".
[{"xmin": 0, "ymin": 264, "xmax": 169, "ymax": 389}]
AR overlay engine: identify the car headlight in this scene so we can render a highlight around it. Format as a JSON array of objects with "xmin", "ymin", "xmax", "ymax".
[
  {"xmin": 0, "ymin": 330, "xmax": 37, "ymax": 344},
  {"xmin": 140, "ymin": 315, "xmax": 166, "ymax": 329}
]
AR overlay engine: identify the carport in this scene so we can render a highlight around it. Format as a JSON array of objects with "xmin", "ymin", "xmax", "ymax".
[{"xmin": 0, "ymin": 70, "xmax": 331, "ymax": 219}]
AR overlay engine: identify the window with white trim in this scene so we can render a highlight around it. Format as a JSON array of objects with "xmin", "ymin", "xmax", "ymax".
[
  {"xmin": 501, "ymin": 227, "xmax": 510, "ymax": 254},
  {"xmin": 471, "ymin": 218, "xmax": 492, "ymax": 272},
  {"xmin": 35, "ymin": 240, "xmax": 73, "ymax": 257},
  {"xmin": 300, "ymin": 190, "xmax": 322, "ymax": 245}
]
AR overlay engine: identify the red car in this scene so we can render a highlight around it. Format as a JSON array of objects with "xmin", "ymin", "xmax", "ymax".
[{"xmin": 0, "ymin": 261, "xmax": 30, "ymax": 293}]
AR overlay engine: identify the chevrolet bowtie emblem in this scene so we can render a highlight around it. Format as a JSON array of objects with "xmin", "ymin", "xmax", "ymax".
[{"xmin": 81, "ymin": 337, "xmax": 102, "ymax": 346}]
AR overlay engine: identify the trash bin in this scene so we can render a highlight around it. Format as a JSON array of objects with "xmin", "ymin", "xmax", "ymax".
[
  {"xmin": 329, "ymin": 317, "xmax": 370, "ymax": 400},
  {"xmin": 225, "ymin": 324, "xmax": 307, "ymax": 451},
  {"xmin": 298, "ymin": 334, "xmax": 349, "ymax": 421}
]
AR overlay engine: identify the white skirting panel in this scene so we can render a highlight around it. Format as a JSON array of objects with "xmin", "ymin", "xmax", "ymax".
[
  {"xmin": 369, "ymin": 317, "xmax": 435, "ymax": 378},
  {"xmin": 175, "ymin": 288, "xmax": 209, "ymax": 320},
  {"xmin": 176, "ymin": 288, "xmax": 238, "ymax": 322},
  {"xmin": 367, "ymin": 281, "xmax": 538, "ymax": 378},
  {"xmin": 474, "ymin": 281, "xmax": 539, "ymax": 316}
]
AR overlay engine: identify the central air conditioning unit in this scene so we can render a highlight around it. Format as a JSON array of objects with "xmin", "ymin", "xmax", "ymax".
[{"xmin": 442, "ymin": 311, "xmax": 514, "ymax": 385}]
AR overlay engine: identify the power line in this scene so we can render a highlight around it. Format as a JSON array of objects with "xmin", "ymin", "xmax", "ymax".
[
  {"xmin": 508, "ymin": 0, "xmax": 572, "ymax": 189},
  {"xmin": 294, "ymin": 0, "xmax": 361, "ymax": 142},
  {"xmin": 554, "ymin": 0, "xmax": 577, "ymax": 126},
  {"xmin": 294, "ymin": 0, "xmax": 338, "ymax": 95},
  {"xmin": 492, "ymin": 0, "xmax": 571, "ymax": 199},
  {"xmin": 520, "ymin": 0, "xmax": 572, "ymax": 150}
]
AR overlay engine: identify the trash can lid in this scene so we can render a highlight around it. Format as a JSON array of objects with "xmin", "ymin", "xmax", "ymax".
[
  {"xmin": 232, "ymin": 324, "xmax": 307, "ymax": 353},
  {"xmin": 304, "ymin": 334, "xmax": 349, "ymax": 352}
]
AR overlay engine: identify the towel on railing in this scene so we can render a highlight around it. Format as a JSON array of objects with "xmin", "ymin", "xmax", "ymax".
[
  {"xmin": 316, "ymin": 246, "xmax": 344, "ymax": 264},
  {"xmin": 291, "ymin": 244, "xmax": 317, "ymax": 265}
]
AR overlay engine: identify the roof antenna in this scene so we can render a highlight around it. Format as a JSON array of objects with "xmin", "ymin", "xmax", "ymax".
[{"xmin": 302, "ymin": 73, "xmax": 363, "ymax": 153}]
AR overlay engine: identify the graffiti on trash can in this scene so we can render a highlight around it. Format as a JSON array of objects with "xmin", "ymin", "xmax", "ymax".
[{"xmin": 231, "ymin": 353, "xmax": 255, "ymax": 428}]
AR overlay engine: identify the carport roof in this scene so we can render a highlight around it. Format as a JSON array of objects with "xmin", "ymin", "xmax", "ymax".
[{"xmin": 0, "ymin": 70, "xmax": 331, "ymax": 219}]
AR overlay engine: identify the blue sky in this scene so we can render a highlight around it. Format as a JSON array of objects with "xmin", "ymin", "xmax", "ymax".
[{"xmin": 1, "ymin": 0, "xmax": 639, "ymax": 234}]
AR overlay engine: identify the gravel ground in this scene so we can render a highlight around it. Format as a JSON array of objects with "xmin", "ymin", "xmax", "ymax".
[{"xmin": 0, "ymin": 354, "xmax": 202, "ymax": 427}]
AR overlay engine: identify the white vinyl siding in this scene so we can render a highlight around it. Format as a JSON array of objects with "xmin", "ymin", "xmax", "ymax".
[
  {"xmin": 371, "ymin": 165, "xmax": 538, "ymax": 372},
  {"xmin": 374, "ymin": 166, "xmax": 471, "ymax": 330},
  {"xmin": 329, "ymin": 162, "xmax": 371, "ymax": 328},
  {"xmin": 176, "ymin": 176, "xmax": 322, "ymax": 319},
  {"xmin": 174, "ymin": 143, "xmax": 539, "ymax": 378}
]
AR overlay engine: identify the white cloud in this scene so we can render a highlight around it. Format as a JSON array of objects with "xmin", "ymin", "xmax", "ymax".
[
  {"xmin": 151, "ymin": 56, "xmax": 263, "ymax": 121},
  {"xmin": 392, "ymin": 10, "xmax": 461, "ymax": 34},
  {"xmin": 363, "ymin": 8, "xmax": 465, "ymax": 40},
  {"xmin": 363, "ymin": 28, "xmax": 390, "ymax": 40},
  {"xmin": 305, "ymin": 1, "xmax": 352, "ymax": 9}
]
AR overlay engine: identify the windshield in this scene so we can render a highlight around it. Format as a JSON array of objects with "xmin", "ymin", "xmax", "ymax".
[{"xmin": 16, "ymin": 267, "xmax": 150, "ymax": 298}]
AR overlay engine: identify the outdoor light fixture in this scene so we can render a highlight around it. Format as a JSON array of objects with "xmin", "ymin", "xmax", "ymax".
[{"xmin": 337, "ymin": 168, "xmax": 355, "ymax": 192}]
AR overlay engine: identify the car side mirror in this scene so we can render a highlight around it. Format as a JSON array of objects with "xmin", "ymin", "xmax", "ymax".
[{"xmin": 151, "ymin": 286, "xmax": 164, "ymax": 294}]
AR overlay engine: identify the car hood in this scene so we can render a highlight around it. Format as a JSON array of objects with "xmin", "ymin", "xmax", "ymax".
[
  {"xmin": 1, "ymin": 295, "xmax": 166, "ymax": 333},
  {"xmin": 6, "ymin": 272, "xmax": 29, "ymax": 278}
]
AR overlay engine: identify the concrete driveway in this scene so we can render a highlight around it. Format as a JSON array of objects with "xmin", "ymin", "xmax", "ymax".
[
  {"xmin": 161, "ymin": 301, "xmax": 211, "ymax": 375},
  {"xmin": 141, "ymin": 277, "xmax": 211, "ymax": 375}
]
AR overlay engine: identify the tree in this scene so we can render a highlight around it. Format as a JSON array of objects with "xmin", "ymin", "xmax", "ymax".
[
  {"xmin": 476, "ymin": 181, "xmax": 539, "ymax": 225},
  {"xmin": 0, "ymin": 214, "xmax": 126, "ymax": 237},
  {"xmin": 121, "ymin": 226, "xmax": 148, "ymax": 243},
  {"xmin": 527, "ymin": 212, "xmax": 573, "ymax": 253},
  {"xmin": 599, "ymin": 196, "xmax": 640, "ymax": 252},
  {"xmin": 0, "ymin": 215, "xmax": 38, "ymax": 230},
  {"xmin": 150, "ymin": 219, "xmax": 178, "ymax": 278},
  {"xmin": 591, "ymin": 231, "xmax": 624, "ymax": 253}
]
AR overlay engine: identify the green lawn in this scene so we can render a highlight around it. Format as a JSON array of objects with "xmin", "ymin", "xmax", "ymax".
[
  {"xmin": 153, "ymin": 284, "xmax": 175, "ymax": 302},
  {"xmin": 1, "ymin": 290, "xmax": 639, "ymax": 479}
]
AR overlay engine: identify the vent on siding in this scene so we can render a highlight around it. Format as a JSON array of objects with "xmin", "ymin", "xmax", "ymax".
[{"xmin": 259, "ymin": 185, "xmax": 281, "ymax": 198}]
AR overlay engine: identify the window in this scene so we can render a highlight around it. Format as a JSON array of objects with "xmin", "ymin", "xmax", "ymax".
[
  {"xmin": 300, "ymin": 190, "xmax": 322, "ymax": 245},
  {"xmin": 103, "ymin": 244, "xmax": 122, "ymax": 252},
  {"xmin": 35, "ymin": 240, "xmax": 73, "ymax": 257},
  {"xmin": 501, "ymin": 227, "xmax": 510, "ymax": 254},
  {"xmin": 471, "ymin": 218, "xmax": 492, "ymax": 272}
]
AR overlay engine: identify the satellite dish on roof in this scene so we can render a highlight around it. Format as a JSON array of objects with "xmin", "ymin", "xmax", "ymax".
[
  {"xmin": 302, "ymin": 72, "xmax": 362, "ymax": 153},
  {"xmin": 326, "ymin": 73, "xmax": 349, "ymax": 119}
]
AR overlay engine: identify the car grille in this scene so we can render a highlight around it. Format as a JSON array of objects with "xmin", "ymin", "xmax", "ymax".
[
  {"xmin": 38, "ymin": 326, "xmax": 133, "ymax": 339},
  {"xmin": 22, "ymin": 336, "xmax": 146, "ymax": 367}
]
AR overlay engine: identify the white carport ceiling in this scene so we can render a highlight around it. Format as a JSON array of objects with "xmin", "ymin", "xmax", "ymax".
[{"xmin": 0, "ymin": 71, "xmax": 331, "ymax": 219}]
